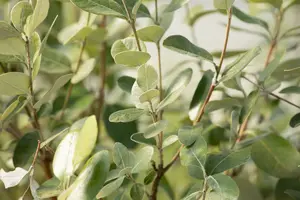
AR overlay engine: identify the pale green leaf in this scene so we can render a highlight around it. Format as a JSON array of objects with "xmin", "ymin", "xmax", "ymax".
[
  {"xmin": 130, "ymin": 132, "xmax": 156, "ymax": 146},
  {"xmin": 162, "ymin": 135, "xmax": 178, "ymax": 149},
  {"xmin": 58, "ymin": 25, "xmax": 93, "ymax": 45},
  {"xmin": 178, "ymin": 125, "xmax": 203, "ymax": 146},
  {"xmin": 249, "ymin": 0, "xmax": 283, "ymax": 8},
  {"xmin": 163, "ymin": 35, "xmax": 214, "ymax": 63},
  {"xmin": 0, "ymin": 72, "xmax": 29, "ymax": 96},
  {"xmin": 0, "ymin": 38, "xmax": 26, "ymax": 56},
  {"xmin": 1, "ymin": 96, "xmax": 27, "ymax": 124},
  {"xmin": 180, "ymin": 135, "xmax": 207, "ymax": 179},
  {"xmin": 207, "ymin": 174, "xmax": 239, "ymax": 200},
  {"xmin": 0, "ymin": 167, "xmax": 28, "ymax": 189},
  {"xmin": 0, "ymin": 21, "xmax": 21, "ymax": 39},
  {"xmin": 34, "ymin": 74, "xmax": 72, "ymax": 109},
  {"xmin": 156, "ymin": 68, "xmax": 193, "ymax": 111},
  {"xmin": 36, "ymin": 177, "xmax": 63, "ymax": 199},
  {"xmin": 137, "ymin": 64, "xmax": 158, "ymax": 92},
  {"xmin": 58, "ymin": 151, "xmax": 110, "ymax": 200},
  {"xmin": 52, "ymin": 116, "xmax": 98, "ymax": 181},
  {"xmin": 111, "ymin": 37, "xmax": 146, "ymax": 58},
  {"xmin": 258, "ymin": 51, "xmax": 284, "ymax": 82},
  {"xmin": 40, "ymin": 47, "xmax": 72, "ymax": 74},
  {"xmin": 109, "ymin": 108, "xmax": 146, "ymax": 123},
  {"xmin": 96, "ymin": 176, "xmax": 125, "ymax": 199},
  {"xmin": 10, "ymin": 1, "xmax": 33, "ymax": 32},
  {"xmin": 280, "ymin": 86, "xmax": 300, "ymax": 94},
  {"xmin": 71, "ymin": 58, "xmax": 95, "ymax": 84},
  {"xmin": 136, "ymin": 25, "xmax": 165, "ymax": 43},
  {"xmin": 114, "ymin": 51, "xmax": 151, "ymax": 67},
  {"xmin": 40, "ymin": 128, "xmax": 69, "ymax": 149},
  {"xmin": 139, "ymin": 89, "xmax": 159, "ymax": 103},
  {"xmin": 214, "ymin": 0, "xmax": 235, "ymax": 10},
  {"xmin": 143, "ymin": 120, "xmax": 168, "ymax": 139},
  {"xmin": 164, "ymin": 0, "xmax": 189, "ymax": 13},
  {"xmin": 220, "ymin": 47, "xmax": 261, "ymax": 83},
  {"xmin": 25, "ymin": 0, "xmax": 49, "ymax": 36},
  {"xmin": 131, "ymin": 146, "xmax": 154, "ymax": 173},
  {"xmin": 113, "ymin": 143, "xmax": 135, "ymax": 169}
]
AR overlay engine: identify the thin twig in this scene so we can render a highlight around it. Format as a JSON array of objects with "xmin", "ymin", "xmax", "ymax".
[
  {"xmin": 121, "ymin": 0, "xmax": 142, "ymax": 51},
  {"xmin": 97, "ymin": 16, "xmax": 107, "ymax": 138},
  {"xmin": 162, "ymin": 9, "xmax": 233, "ymax": 188}
]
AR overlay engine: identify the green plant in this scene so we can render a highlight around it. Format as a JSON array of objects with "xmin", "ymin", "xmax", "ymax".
[{"xmin": 1, "ymin": 0, "xmax": 300, "ymax": 199}]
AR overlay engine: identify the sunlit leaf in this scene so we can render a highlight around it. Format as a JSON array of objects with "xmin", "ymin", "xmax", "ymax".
[
  {"xmin": 71, "ymin": 58, "xmax": 95, "ymax": 84},
  {"xmin": 1, "ymin": 96, "xmax": 27, "ymax": 124},
  {"xmin": 113, "ymin": 143, "xmax": 135, "ymax": 169},
  {"xmin": 58, "ymin": 151, "xmax": 110, "ymax": 200},
  {"xmin": 130, "ymin": 132, "xmax": 156, "ymax": 146},
  {"xmin": 136, "ymin": 25, "xmax": 165, "ymax": 43},
  {"xmin": 0, "ymin": 167, "xmax": 28, "ymax": 189},
  {"xmin": 214, "ymin": 0, "xmax": 235, "ymax": 10},
  {"xmin": 249, "ymin": 0, "xmax": 283, "ymax": 8},
  {"xmin": 10, "ymin": 1, "xmax": 33, "ymax": 32},
  {"xmin": 162, "ymin": 135, "xmax": 178, "ymax": 149},
  {"xmin": 115, "ymin": 51, "xmax": 151, "ymax": 67},
  {"xmin": 164, "ymin": 0, "xmax": 189, "ymax": 13},
  {"xmin": 58, "ymin": 25, "xmax": 93, "ymax": 45},
  {"xmin": 25, "ymin": 0, "xmax": 49, "ymax": 35},
  {"xmin": 139, "ymin": 89, "xmax": 159, "ymax": 103},
  {"xmin": 137, "ymin": 64, "xmax": 158, "ymax": 91}
]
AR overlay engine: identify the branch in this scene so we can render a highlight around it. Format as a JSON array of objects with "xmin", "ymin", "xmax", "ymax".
[{"xmin": 97, "ymin": 16, "xmax": 107, "ymax": 138}]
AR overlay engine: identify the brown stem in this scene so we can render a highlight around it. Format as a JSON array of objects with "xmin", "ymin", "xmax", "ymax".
[
  {"xmin": 97, "ymin": 17, "xmax": 107, "ymax": 138},
  {"xmin": 160, "ymin": 9, "xmax": 233, "ymax": 194}
]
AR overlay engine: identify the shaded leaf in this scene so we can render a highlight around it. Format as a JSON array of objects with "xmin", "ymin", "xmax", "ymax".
[
  {"xmin": 207, "ymin": 174, "xmax": 239, "ymax": 200},
  {"xmin": 1, "ymin": 96, "xmax": 27, "ymax": 124},
  {"xmin": 113, "ymin": 143, "xmax": 135, "ymax": 169},
  {"xmin": 13, "ymin": 132, "xmax": 39, "ymax": 168},
  {"xmin": 0, "ymin": 21, "xmax": 21, "ymax": 39},
  {"xmin": 251, "ymin": 134, "xmax": 300, "ymax": 178},
  {"xmin": 130, "ymin": 183, "xmax": 144, "ymax": 200},
  {"xmin": 280, "ymin": 86, "xmax": 300, "ymax": 94},
  {"xmin": 249, "ymin": 0, "xmax": 283, "ymax": 8},
  {"xmin": 118, "ymin": 76, "xmax": 135, "ymax": 93},
  {"xmin": 96, "ymin": 176, "xmax": 125, "ymax": 198},
  {"xmin": 164, "ymin": 0, "xmax": 189, "ymax": 13},
  {"xmin": 0, "ymin": 72, "xmax": 29, "ymax": 96},
  {"xmin": 275, "ymin": 178, "xmax": 300, "ymax": 200},
  {"xmin": 34, "ymin": 74, "xmax": 72, "ymax": 110},
  {"xmin": 205, "ymin": 98, "xmax": 241, "ymax": 113},
  {"xmin": 290, "ymin": 113, "xmax": 300, "ymax": 128}
]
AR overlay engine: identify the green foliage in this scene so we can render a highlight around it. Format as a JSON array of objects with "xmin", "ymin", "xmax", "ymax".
[{"xmin": 1, "ymin": 0, "xmax": 300, "ymax": 199}]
